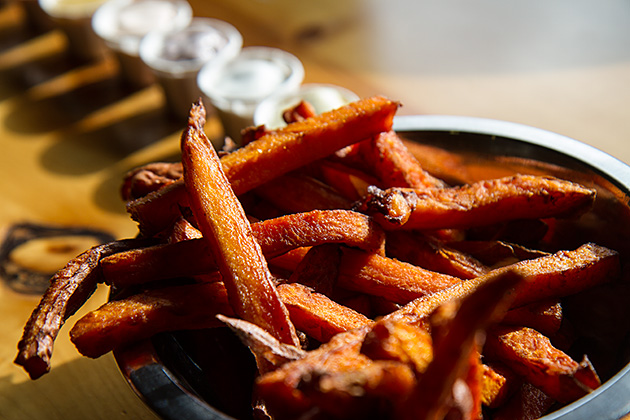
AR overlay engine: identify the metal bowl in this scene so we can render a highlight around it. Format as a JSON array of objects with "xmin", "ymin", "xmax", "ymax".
[{"xmin": 114, "ymin": 115, "xmax": 630, "ymax": 420}]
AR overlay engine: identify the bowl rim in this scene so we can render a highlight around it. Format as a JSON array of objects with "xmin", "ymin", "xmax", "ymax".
[{"xmin": 115, "ymin": 114, "xmax": 630, "ymax": 420}]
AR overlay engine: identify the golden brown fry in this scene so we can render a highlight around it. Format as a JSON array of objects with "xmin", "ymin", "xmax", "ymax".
[
  {"xmin": 225, "ymin": 95, "xmax": 399, "ymax": 196},
  {"xmin": 359, "ymin": 174, "xmax": 596, "ymax": 230},
  {"xmin": 126, "ymin": 179, "xmax": 191, "ymax": 237},
  {"xmin": 360, "ymin": 318, "xmax": 433, "ymax": 374},
  {"xmin": 282, "ymin": 99, "xmax": 317, "ymax": 124},
  {"xmin": 256, "ymin": 325, "xmax": 374, "ymax": 419},
  {"xmin": 484, "ymin": 326, "xmax": 601, "ymax": 403},
  {"xmin": 398, "ymin": 267, "xmax": 523, "ymax": 420},
  {"xmin": 120, "ymin": 162, "xmax": 183, "ymax": 202},
  {"xmin": 337, "ymin": 247, "xmax": 462, "ymax": 305},
  {"xmin": 381, "ymin": 243, "xmax": 619, "ymax": 327},
  {"xmin": 254, "ymin": 172, "xmax": 352, "ymax": 213},
  {"xmin": 481, "ymin": 362, "xmax": 522, "ymax": 409},
  {"xmin": 359, "ymin": 130, "xmax": 447, "ymax": 189},
  {"xmin": 401, "ymin": 139, "xmax": 475, "ymax": 186},
  {"xmin": 14, "ymin": 238, "xmax": 152, "ymax": 379},
  {"xmin": 277, "ymin": 282, "xmax": 373, "ymax": 343},
  {"xmin": 502, "ymin": 299, "xmax": 563, "ymax": 337},
  {"xmin": 386, "ymin": 231, "xmax": 489, "ymax": 279},
  {"xmin": 299, "ymin": 360, "xmax": 418, "ymax": 420},
  {"xmin": 102, "ymin": 210, "xmax": 386, "ymax": 288},
  {"xmin": 448, "ymin": 240, "xmax": 549, "ymax": 268},
  {"xmin": 70, "ymin": 278, "xmax": 370, "ymax": 359},
  {"xmin": 256, "ymin": 210, "xmax": 385, "ymax": 258},
  {"xmin": 316, "ymin": 160, "xmax": 380, "ymax": 201},
  {"xmin": 287, "ymin": 243, "xmax": 341, "ymax": 296},
  {"xmin": 128, "ymin": 96, "xmax": 399, "ymax": 235},
  {"xmin": 181, "ymin": 101, "xmax": 299, "ymax": 347},
  {"xmin": 70, "ymin": 282, "xmax": 232, "ymax": 358}
]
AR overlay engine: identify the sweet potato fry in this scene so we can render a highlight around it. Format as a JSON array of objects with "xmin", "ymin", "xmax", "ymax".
[
  {"xmin": 360, "ymin": 318, "xmax": 433, "ymax": 374},
  {"xmin": 502, "ymin": 299, "xmax": 563, "ymax": 337},
  {"xmin": 120, "ymin": 162, "xmax": 183, "ymax": 202},
  {"xmin": 257, "ymin": 268, "xmax": 523, "ymax": 420},
  {"xmin": 70, "ymin": 278, "xmax": 371, "ymax": 359},
  {"xmin": 102, "ymin": 210, "xmax": 386, "ymax": 288},
  {"xmin": 253, "ymin": 172, "xmax": 352, "ymax": 213},
  {"xmin": 481, "ymin": 362, "xmax": 522, "ymax": 409},
  {"xmin": 277, "ymin": 282, "xmax": 373, "ymax": 343},
  {"xmin": 484, "ymin": 326, "xmax": 601, "ymax": 403},
  {"xmin": 316, "ymin": 160, "xmax": 380, "ymax": 201},
  {"xmin": 128, "ymin": 96, "xmax": 399, "ymax": 235},
  {"xmin": 256, "ymin": 325, "xmax": 374, "ymax": 419},
  {"xmin": 359, "ymin": 174, "xmax": 596, "ymax": 230},
  {"xmin": 126, "ymin": 179, "xmax": 191, "ymax": 237},
  {"xmin": 69, "ymin": 282, "xmax": 232, "ymax": 358},
  {"xmin": 181, "ymin": 102, "xmax": 299, "ymax": 346},
  {"xmin": 225, "ymin": 95, "xmax": 399, "ymax": 196},
  {"xmin": 337, "ymin": 247, "xmax": 462, "ymax": 305},
  {"xmin": 399, "ymin": 267, "xmax": 523, "ymax": 420},
  {"xmin": 401, "ymin": 140, "xmax": 475, "ymax": 186},
  {"xmin": 386, "ymin": 231, "xmax": 489, "ymax": 279},
  {"xmin": 287, "ymin": 243, "xmax": 341, "ymax": 295},
  {"xmin": 14, "ymin": 238, "xmax": 152, "ymax": 379},
  {"xmin": 359, "ymin": 130, "xmax": 447, "ymax": 189},
  {"xmin": 282, "ymin": 99, "xmax": 316, "ymax": 123},
  {"xmin": 299, "ymin": 360, "xmax": 418, "ymax": 420},
  {"xmin": 378, "ymin": 243, "xmax": 619, "ymax": 327},
  {"xmin": 448, "ymin": 240, "xmax": 549, "ymax": 268}
]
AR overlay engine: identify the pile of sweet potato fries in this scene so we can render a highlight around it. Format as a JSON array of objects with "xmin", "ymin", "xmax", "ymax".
[{"xmin": 15, "ymin": 96, "xmax": 627, "ymax": 420}]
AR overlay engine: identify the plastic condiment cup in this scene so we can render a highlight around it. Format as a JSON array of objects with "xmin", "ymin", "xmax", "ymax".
[
  {"xmin": 139, "ymin": 17, "xmax": 242, "ymax": 120},
  {"xmin": 38, "ymin": 0, "xmax": 110, "ymax": 61},
  {"xmin": 254, "ymin": 83, "xmax": 360, "ymax": 129},
  {"xmin": 197, "ymin": 46, "xmax": 305, "ymax": 145},
  {"xmin": 92, "ymin": 0, "xmax": 192, "ymax": 87}
]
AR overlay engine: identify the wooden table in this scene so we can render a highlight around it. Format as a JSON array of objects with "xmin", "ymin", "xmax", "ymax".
[{"xmin": 1, "ymin": 0, "xmax": 629, "ymax": 419}]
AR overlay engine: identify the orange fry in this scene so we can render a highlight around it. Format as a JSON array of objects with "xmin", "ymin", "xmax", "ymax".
[
  {"xmin": 14, "ymin": 238, "xmax": 151, "ymax": 379},
  {"xmin": 399, "ymin": 267, "xmax": 523, "ymax": 420},
  {"xmin": 359, "ymin": 130, "xmax": 447, "ymax": 189},
  {"xmin": 128, "ymin": 96, "xmax": 399, "ymax": 235},
  {"xmin": 485, "ymin": 326, "xmax": 601, "ymax": 403},
  {"xmin": 282, "ymin": 99, "xmax": 317, "ymax": 124},
  {"xmin": 277, "ymin": 282, "xmax": 373, "ymax": 343},
  {"xmin": 481, "ymin": 362, "xmax": 522, "ymax": 409},
  {"xmin": 254, "ymin": 172, "xmax": 352, "ymax": 213},
  {"xmin": 387, "ymin": 243, "xmax": 619, "ymax": 327},
  {"xmin": 181, "ymin": 102, "xmax": 299, "ymax": 346},
  {"xmin": 337, "ymin": 247, "xmax": 462, "ymax": 304},
  {"xmin": 120, "ymin": 162, "xmax": 183, "ymax": 201},
  {"xmin": 316, "ymin": 160, "xmax": 380, "ymax": 201},
  {"xmin": 359, "ymin": 174, "xmax": 596, "ymax": 230},
  {"xmin": 502, "ymin": 299, "xmax": 563, "ymax": 337},
  {"xmin": 386, "ymin": 231, "xmax": 489, "ymax": 279},
  {"xmin": 102, "ymin": 210, "xmax": 385, "ymax": 288},
  {"xmin": 70, "ymin": 279, "xmax": 372, "ymax": 359},
  {"xmin": 287, "ymin": 243, "xmax": 341, "ymax": 295},
  {"xmin": 70, "ymin": 281, "xmax": 231, "ymax": 358}
]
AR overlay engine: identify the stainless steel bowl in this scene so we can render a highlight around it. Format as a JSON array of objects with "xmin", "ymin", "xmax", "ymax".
[{"xmin": 114, "ymin": 115, "xmax": 630, "ymax": 420}]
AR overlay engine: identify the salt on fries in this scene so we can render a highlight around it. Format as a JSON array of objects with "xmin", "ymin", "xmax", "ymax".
[{"xmin": 15, "ymin": 96, "xmax": 624, "ymax": 420}]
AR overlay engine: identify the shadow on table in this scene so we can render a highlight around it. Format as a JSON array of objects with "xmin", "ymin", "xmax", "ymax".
[
  {"xmin": 38, "ymin": 105, "xmax": 182, "ymax": 176},
  {"xmin": 0, "ymin": 355, "xmax": 158, "ymax": 420}
]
